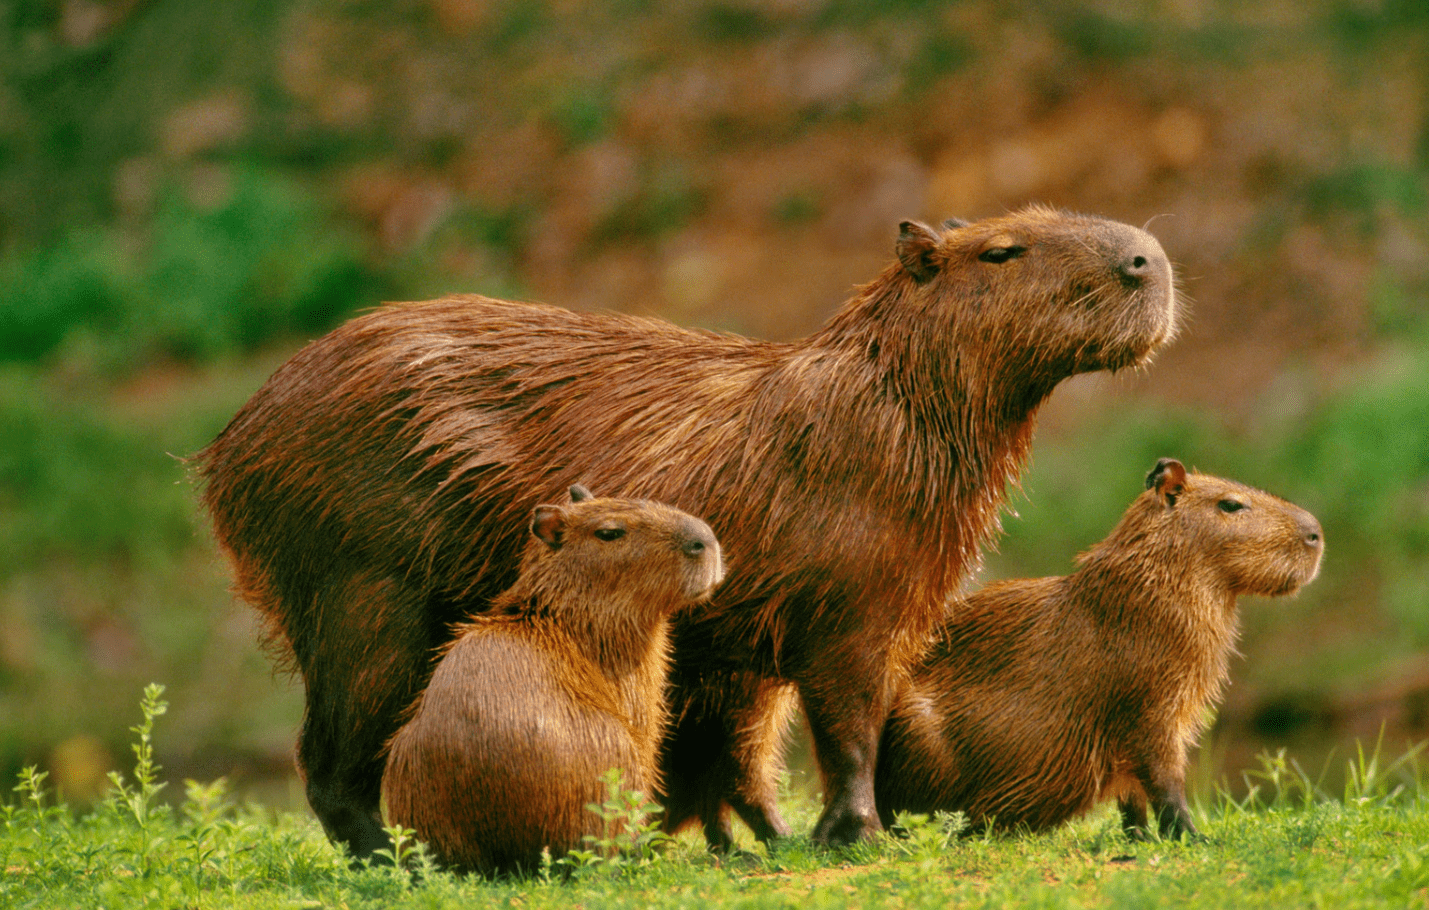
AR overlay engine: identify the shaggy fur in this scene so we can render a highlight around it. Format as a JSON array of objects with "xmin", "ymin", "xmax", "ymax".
[
  {"xmin": 195, "ymin": 205, "xmax": 1178, "ymax": 856},
  {"xmin": 382, "ymin": 488, "xmax": 723, "ymax": 874},
  {"xmin": 876, "ymin": 459, "xmax": 1324, "ymax": 838}
]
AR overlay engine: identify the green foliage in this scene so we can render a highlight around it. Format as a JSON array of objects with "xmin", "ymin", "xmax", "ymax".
[
  {"xmin": 692, "ymin": 2, "xmax": 774, "ymax": 44},
  {"xmin": 1277, "ymin": 349, "xmax": 1429, "ymax": 643},
  {"xmin": 0, "ymin": 371, "xmax": 199, "ymax": 570},
  {"xmin": 0, "ymin": 168, "xmax": 376, "ymax": 373},
  {"xmin": 550, "ymin": 85, "xmax": 617, "ymax": 148},
  {"xmin": 105, "ymin": 682, "xmax": 169, "ymax": 833},
  {"xmin": 591, "ymin": 165, "xmax": 707, "ymax": 246},
  {"xmin": 903, "ymin": 33, "xmax": 974, "ymax": 95},
  {"xmin": 1302, "ymin": 162, "xmax": 1429, "ymax": 230},
  {"xmin": 7, "ymin": 694, "xmax": 1429, "ymax": 909},
  {"xmin": 558, "ymin": 768, "xmax": 673, "ymax": 878},
  {"xmin": 1055, "ymin": 9, "xmax": 1155, "ymax": 62}
]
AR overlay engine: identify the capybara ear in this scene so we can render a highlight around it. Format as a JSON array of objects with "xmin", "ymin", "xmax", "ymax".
[
  {"xmin": 942, "ymin": 217, "xmax": 969, "ymax": 230},
  {"xmin": 1145, "ymin": 458, "xmax": 1187, "ymax": 509},
  {"xmin": 569, "ymin": 484, "xmax": 593, "ymax": 502},
  {"xmin": 531, "ymin": 505, "xmax": 567, "ymax": 549},
  {"xmin": 897, "ymin": 221, "xmax": 942, "ymax": 283}
]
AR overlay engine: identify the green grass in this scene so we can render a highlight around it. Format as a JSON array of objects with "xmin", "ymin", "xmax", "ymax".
[{"xmin": 4, "ymin": 686, "xmax": 1429, "ymax": 909}]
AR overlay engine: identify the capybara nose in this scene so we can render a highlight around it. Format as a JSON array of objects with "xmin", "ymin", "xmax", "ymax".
[
  {"xmin": 1118, "ymin": 239, "xmax": 1168, "ymax": 286},
  {"xmin": 682, "ymin": 538, "xmax": 707, "ymax": 559},
  {"xmin": 1299, "ymin": 514, "xmax": 1324, "ymax": 549}
]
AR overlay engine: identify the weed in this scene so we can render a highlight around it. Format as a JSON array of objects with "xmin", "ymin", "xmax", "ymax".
[{"xmin": 557, "ymin": 768, "xmax": 672, "ymax": 879}]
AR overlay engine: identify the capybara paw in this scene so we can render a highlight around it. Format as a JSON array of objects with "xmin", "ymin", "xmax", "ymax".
[{"xmin": 811, "ymin": 810, "xmax": 882, "ymax": 847}]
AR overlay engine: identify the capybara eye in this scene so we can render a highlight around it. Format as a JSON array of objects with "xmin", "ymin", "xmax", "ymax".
[
  {"xmin": 978, "ymin": 246, "xmax": 1026, "ymax": 264},
  {"xmin": 594, "ymin": 526, "xmax": 627, "ymax": 541},
  {"xmin": 1217, "ymin": 499, "xmax": 1246, "ymax": 514}
]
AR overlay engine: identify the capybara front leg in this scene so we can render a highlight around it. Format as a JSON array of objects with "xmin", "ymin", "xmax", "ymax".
[
  {"xmin": 1150, "ymin": 786, "xmax": 1199, "ymax": 840},
  {"xmin": 800, "ymin": 678, "xmax": 885, "ymax": 846}
]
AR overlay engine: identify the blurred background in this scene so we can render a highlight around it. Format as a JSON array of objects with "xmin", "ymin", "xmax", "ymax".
[{"xmin": 1, "ymin": 0, "xmax": 1426, "ymax": 814}]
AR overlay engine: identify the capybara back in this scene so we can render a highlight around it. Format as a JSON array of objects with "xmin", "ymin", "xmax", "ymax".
[
  {"xmin": 383, "ymin": 488, "xmax": 723, "ymax": 874},
  {"xmin": 877, "ymin": 458, "xmax": 1323, "ymax": 837},
  {"xmin": 197, "ymin": 205, "xmax": 1178, "ymax": 855}
]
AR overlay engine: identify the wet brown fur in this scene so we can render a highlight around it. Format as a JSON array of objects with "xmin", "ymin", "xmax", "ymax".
[
  {"xmin": 194, "ymin": 204, "xmax": 1178, "ymax": 856},
  {"xmin": 382, "ymin": 489, "xmax": 723, "ymax": 875},
  {"xmin": 876, "ymin": 459, "xmax": 1324, "ymax": 838}
]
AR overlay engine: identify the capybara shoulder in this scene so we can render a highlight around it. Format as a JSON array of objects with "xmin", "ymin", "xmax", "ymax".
[
  {"xmin": 382, "ymin": 487, "xmax": 723, "ymax": 875},
  {"xmin": 196, "ymin": 204, "xmax": 1178, "ymax": 855},
  {"xmin": 877, "ymin": 458, "xmax": 1323, "ymax": 838}
]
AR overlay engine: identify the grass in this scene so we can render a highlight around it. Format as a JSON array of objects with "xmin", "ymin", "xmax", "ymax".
[{"xmin": 4, "ymin": 686, "xmax": 1429, "ymax": 909}]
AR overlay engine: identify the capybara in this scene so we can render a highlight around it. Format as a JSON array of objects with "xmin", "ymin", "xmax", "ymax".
[
  {"xmin": 876, "ymin": 458, "xmax": 1324, "ymax": 839},
  {"xmin": 382, "ymin": 486, "xmax": 722, "ymax": 874},
  {"xmin": 195, "ymin": 205, "xmax": 1177, "ymax": 856}
]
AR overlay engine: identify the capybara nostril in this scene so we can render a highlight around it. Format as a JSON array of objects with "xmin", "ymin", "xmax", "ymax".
[
  {"xmin": 1119, "ymin": 245, "xmax": 1166, "ymax": 284},
  {"xmin": 195, "ymin": 204, "xmax": 1179, "ymax": 858},
  {"xmin": 877, "ymin": 459, "xmax": 1322, "ymax": 841},
  {"xmin": 383, "ymin": 494, "xmax": 721, "ymax": 875}
]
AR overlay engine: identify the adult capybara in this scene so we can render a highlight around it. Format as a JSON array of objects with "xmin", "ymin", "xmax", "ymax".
[
  {"xmin": 195, "ymin": 204, "xmax": 1177, "ymax": 857},
  {"xmin": 382, "ymin": 486, "xmax": 722, "ymax": 875},
  {"xmin": 876, "ymin": 458, "xmax": 1324, "ymax": 838}
]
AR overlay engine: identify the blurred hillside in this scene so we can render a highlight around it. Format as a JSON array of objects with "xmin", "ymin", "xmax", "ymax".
[{"xmin": 1, "ymin": 0, "xmax": 1427, "ymax": 808}]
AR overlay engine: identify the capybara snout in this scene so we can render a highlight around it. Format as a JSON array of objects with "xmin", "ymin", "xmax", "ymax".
[
  {"xmin": 530, "ymin": 484, "xmax": 725, "ymax": 616},
  {"xmin": 1141, "ymin": 457, "xmax": 1324, "ymax": 597},
  {"xmin": 876, "ymin": 458, "xmax": 1322, "ymax": 840},
  {"xmin": 383, "ymin": 487, "xmax": 720, "ymax": 875}
]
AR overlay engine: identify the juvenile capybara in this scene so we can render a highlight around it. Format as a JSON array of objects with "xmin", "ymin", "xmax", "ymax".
[
  {"xmin": 876, "ymin": 458, "xmax": 1324, "ymax": 838},
  {"xmin": 195, "ymin": 204, "xmax": 1177, "ymax": 856},
  {"xmin": 382, "ymin": 486, "xmax": 722, "ymax": 875}
]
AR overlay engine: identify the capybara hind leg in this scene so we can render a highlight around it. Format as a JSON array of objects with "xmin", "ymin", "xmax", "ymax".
[
  {"xmin": 660, "ymin": 677, "xmax": 793, "ymax": 850},
  {"xmin": 724, "ymin": 680, "xmax": 798, "ymax": 842},
  {"xmin": 1132, "ymin": 762, "xmax": 1198, "ymax": 840},
  {"xmin": 800, "ymin": 676, "xmax": 886, "ymax": 846},
  {"xmin": 658, "ymin": 706, "xmax": 737, "ymax": 850},
  {"xmin": 1118, "ymin": 795, "xmax": 1151, "ymax": 841},
  {"xmin": 293, "ymin": 569, "xmax": 437, "ymax": 862}
]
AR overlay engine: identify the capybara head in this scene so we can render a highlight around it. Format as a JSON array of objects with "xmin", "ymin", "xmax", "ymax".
[
  {"xmin": 523, "ymin": 484, "xmax": 725, "ymax": 621},
  {"xmin": 1100, "ymin": 457, "xmax": 1324, "ymax": 598},
  {"xmin": 893, "ymin": 205, "xmax": 1177, "ymax": 380}
]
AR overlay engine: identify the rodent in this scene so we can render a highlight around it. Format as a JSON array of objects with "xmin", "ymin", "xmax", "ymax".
[
  {"xmin": 381, "ymin": 485, "xmax": 723, "ymax": 875},
  {"xmin": 875, "ymin": 458, "xmax": 1324, "ymax": 838},
  {"xmin": 194, "ymin": 204, "xmax": 1178, "ymax": 857}
]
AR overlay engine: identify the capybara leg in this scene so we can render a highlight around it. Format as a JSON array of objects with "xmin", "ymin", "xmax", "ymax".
[
  {"xmin": 293, "ymin": 568, "xmax": 438, "ymax": 862},
  {"xmin": 1151, "ymin": 788, "xmax": 1198, "ymax": 840},
  {"xmin": 724, "ymin": 680, "xmax": 798, "ymax": 842},
  {"xmin": 1118, "ymin": 795, "xmax": 1151, "ymax": 841},
  {"xmin": 303, "ymin": 771, "xmax": 391, "ymax": 862},
  {"xmin": 800, "ymin": 677, "xmax": 886, "ymax": 846},
  {"xmin": 660, "ymin": 676, "xmax": 793, "ymax": 850},
  {"xmin": 1136, "ymin": 765, "xmax": 1198, "ymax": 840},
  {"xmin": 658, "ymin": 701, "xmax": 734, "ymax": 847}
]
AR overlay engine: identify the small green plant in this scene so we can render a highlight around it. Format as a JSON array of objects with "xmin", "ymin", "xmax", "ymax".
[
  {"xmin": 1236, "ymin": 747, "xmax": 1326, "ymax": 812},
  {"xmin": 105, "ymin": 682, "xmax": 169, "ymax": 830},
  {"xmin": 557, "ymin": 768, "xmax": 672, "ymax": 878},
  {"xmin": 883, "ymin": 810, "xmax": 967, "ymax": 867},
  {"xmin": 1344, "ymin": 727, "xmax": 1426, "ymax": 806}
]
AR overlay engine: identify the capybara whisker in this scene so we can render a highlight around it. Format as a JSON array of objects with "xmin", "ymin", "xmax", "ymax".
[
  {"xmin": 194, "ymin": 205, "xmax": 1178, "ymax": 857},
  {"xmin": 876, "ymin": 459, "xmax": 1323, "ymax": 840},
  {"xmin": 383, "ymin": 489, "xmax": 722, "ymax": 876}
]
